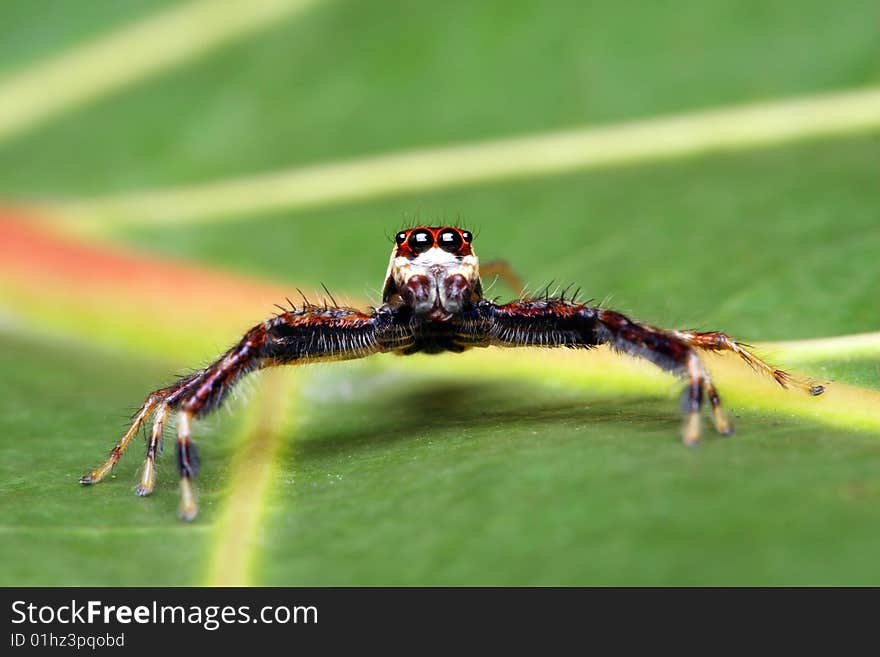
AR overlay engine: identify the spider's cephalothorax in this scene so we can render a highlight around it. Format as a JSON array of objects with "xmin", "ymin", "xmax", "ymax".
[{"xmin": 81, "ymin": 225, "xmax": 824, "ymax": 521}]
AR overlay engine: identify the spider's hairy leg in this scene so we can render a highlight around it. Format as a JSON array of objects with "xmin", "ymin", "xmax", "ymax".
[
  {"xmin": 706, "ymin": 381, "xmax": 733, "ymax": 437},
  {"xmin": 680, "ymin": 352, "xmax": 734, "ymax": 444},
  {"xmin": 176, "ymin": 410, "xmax": 198, "ymax": 521},
  {"xmin": 81, "ymin": 303, "xmax": 412, "ymax": 521},
  {"xmin": 79, "ymin": 388, "xmax": 171, "ymax": 485},
  {"xmin": 119, "ymin": 324, "xmax": 266, "ymax": 517},
  {"xmin": 468, "ymin": 299, "xmax": 814, "ymax": 445},
  {"xmin": 77, "ymin": 330, "xmax": 252, "ymax": 500},
  {"xmin": 680, "ymin": 354, "xmax": 703, "ymax": 446},
  {"xmin": 594, "ymin": 309, "xmax": 765, "ymax": 445},
  {"xmin": 135, "ymin": 402, "xmax": 170, "ymax": 496},
  {"xmin": 672, "ymin": 330, "xmax": 826, "ymax": 396}
]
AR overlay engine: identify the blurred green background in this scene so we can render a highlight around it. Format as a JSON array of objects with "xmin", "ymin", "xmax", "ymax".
[{"xmin": 1, "ymin": 0, "xmax": 879, "ymax": 586}]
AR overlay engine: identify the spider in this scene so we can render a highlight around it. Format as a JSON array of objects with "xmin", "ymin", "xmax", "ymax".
[{"xmin": 81, "ymin": 225, "xmax": 825, "ymax": 520}]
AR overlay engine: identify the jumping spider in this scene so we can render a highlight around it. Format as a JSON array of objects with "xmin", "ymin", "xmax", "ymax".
[{"xmin": 81, "ymin": 225, "xmax": 825, "ymax": 520}]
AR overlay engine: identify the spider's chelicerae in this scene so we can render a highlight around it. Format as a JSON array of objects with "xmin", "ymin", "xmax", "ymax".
[{"xmin": 81, "ymin": 225, "xmax": 825, "ymax": 520}]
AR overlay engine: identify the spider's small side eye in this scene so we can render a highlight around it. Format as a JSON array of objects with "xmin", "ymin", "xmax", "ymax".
[
  {"xmin": 408, "ymin": 229, "xmax": 434, "ymax": 254},
  {"xmin": 461, "ymin": 230, "xmax": 473, "ymax": 243},
  {"xmin": 396, "ymin": 231, "xmax": 407, "ymax": 245},
  {"xmin": 438, "ymin": 229, "xmax": 463, "ymax": 253}
]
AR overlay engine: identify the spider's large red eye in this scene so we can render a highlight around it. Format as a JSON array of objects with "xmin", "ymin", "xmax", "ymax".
[
  {"xmin": 408, "ymin": 229, "xmax": 434, "ymax": 254},
  {"xmin": 438, "ymin": 229, "xmax": 463, "ymax": 253}
]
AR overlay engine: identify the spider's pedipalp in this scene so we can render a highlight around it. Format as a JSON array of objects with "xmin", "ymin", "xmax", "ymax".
[{"xmin": 479, "ymin": 259, "xmax": 525, "ymax": 296}]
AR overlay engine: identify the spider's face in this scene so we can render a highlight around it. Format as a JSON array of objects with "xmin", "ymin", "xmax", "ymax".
[{"xmin": 383, "ymin": 226, "xmax": 480, "ymax": 321}]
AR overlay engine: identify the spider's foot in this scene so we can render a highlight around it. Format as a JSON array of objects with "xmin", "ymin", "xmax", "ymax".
[
  {"xmin": 134, "ymin": 458, "xmax": 156, "ymax": 497},
  {"xmin": 682, "ymin": 412, "xmax": 701, "ymax": 447},
  {"xmin": 179, "ymin": 476, "xmax": 198, "ymax": 522},
  {"xmin": 79, "ymin": 458, "xmax": 116, "ymax": 486},
  {"xmin": 705, "ymin": 384, "xmax": 734, "ymax": 438},
  {"xmin": 711, "ymin": 405, "xmax": 735, "ymax": 437},
  {"xmin": 775, "ymin": 369, "xmax": 828, "ymax": 397}
]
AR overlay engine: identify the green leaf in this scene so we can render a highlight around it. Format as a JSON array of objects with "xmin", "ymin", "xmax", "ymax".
[
  {"xmin": 0, "ymin": 334, "xmax": 227, "ymax": 585},
  {"xmin": 257, "ymin": 365, "xmax": 880, "ymax": 586},
  {"xmin": 114, "ymin": 132, "xmax": 880, "ymax": 341},
  {"xmin": 2, "ymin": 0, "xmax": 879, "ymax": 195},
  {"xmin": 1, "ymin": 0, "xmax": 878, "ymax": 586},
  {"xmin": 3, "ymin": 334, "xmax": 879, "ymax": 586}
]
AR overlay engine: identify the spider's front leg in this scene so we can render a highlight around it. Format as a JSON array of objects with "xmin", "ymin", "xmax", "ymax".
[
  {"xmin": 81, "ymin": 303, "xmax": 412, "ymax": 520},
  {"xmin": 461, "ymin": 298, "xmax": 823, "ymax": 446}
]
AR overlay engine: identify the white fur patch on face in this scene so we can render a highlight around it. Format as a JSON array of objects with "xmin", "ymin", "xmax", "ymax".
[{"xmin": 393, "ymin": 248, "xmax": 479, "ymax": 288}]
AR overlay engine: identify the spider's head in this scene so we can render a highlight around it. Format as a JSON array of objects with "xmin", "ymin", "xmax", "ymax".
[{"xmin": 382, "ymin": 226, "xmax": 482, "ymax": 321}]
